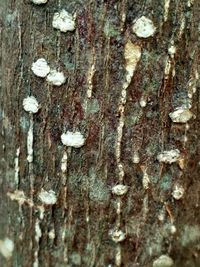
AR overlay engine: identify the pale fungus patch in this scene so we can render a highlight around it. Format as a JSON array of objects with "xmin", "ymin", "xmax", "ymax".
[
  {"xmin": 52, "ymin": 9, "xmax": 75, "ymax": 32},
  {"xmin": 153, "ymin": 255, "xmax": 174, "ymax": 267},
  {"xmin": 109, "ymin": 229, "xmax": 126, "ymax": 243},
  {"xmin": 0, "ymin": 238, "xmax": 14, "ymax": 259},
  {"xmin": 61, "ymin": 131, "xmax": 85, "ymax": 148},
  {"xmin": 112, "ymin": 184, "xmax": 128, "ymax": 196},
  {"xmin": 169, "ymin": 107, "xmax": 193, "ymax": 123},
  {"xmin": 157, "ymin": 149, "xmax": 180, "ymax": 164},
  {"xmin": 23, "ymin": 96, "xmax": 39, "ymax": 114},
  {"xmin": 172, "ymin": 184, "xmax": 184, "ymax": 200},
  {"xmin": 32, "ymin": 0, "xmax": 48, "ymax": 4},
  {"xmin": 46, "ymin": 70, "xmax": 66, "ymax": 86},
  {"xmin": 31, "ymin": 58, "xmax": 50, "ymax": 78},
  {"xmin": 132, "ymin": 16, "xmax": 156, "ymax": 38},
  {"xmin": 38, "ymin": 189, "xmax": 57, "ymax": 205}
]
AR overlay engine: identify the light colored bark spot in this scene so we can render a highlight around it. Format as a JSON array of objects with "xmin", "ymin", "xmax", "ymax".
[
  {"xmin": 112, "ymin": 184, "xmax": 128, "ymax": 196},
  {"xmin": 52, "ymin": 9, "xmax": 75, "ymax": 32},
  {"xmin": 132, "ymin": 16, "xmax": 156, "ymax": 38},
  {"xmin": 47, "ymin": 70, "xmax": 66, "ymax": 86},
  {"xmin": 172, "ymin": 184, "xmax": 184, "ymax": 200},
  {"xmin": 157, "ymin": 149, "xmax": 180, "ymax": 164},
  {"xmin": 61, "ymin": 131, "xmax": 85, "ymax": 148},
  {"xmin": 32, "ymin": 0, "xmax": 48, "ymax": 4},
  {"xmin": 110, "ymin": 229, "xmax": 126, "ymax": 243},
  {"xmin": 169, "ymin": 107, "xmax": 193, "ymax": 123},
  {"xmin": 153, "ymin": 255, "xmax": 174, "ymax": 267},
  {"xmin": 23, "ymin": 96, "xmax": 39, "ymax": 114},
  {"xmin": 38, "ymin": 189, "xmax": 57, "ymax": 205},
  {"xmin": 31, "ymin": 58, "xmax": 50, "ymax": 78},
  {"xmin": 0, "ymin": 238, "xmax": 14, "ymax": 259}
]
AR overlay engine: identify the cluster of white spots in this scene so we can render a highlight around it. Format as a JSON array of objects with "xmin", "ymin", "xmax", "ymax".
[
  {"xmin": 52, "ymin": 9, "xmax": 75, "ymax": 32},
  {"xmin": 47, "ymin": 70, "xmax": 66, "ymax": 86},
  {"xmin": 172, "ymin": 184, "xmax": 184, "ymax": 200},
  {"xmin": 153, "ymin": 255, "xmax": 174, "ymax": 267},
  {"xmin": 32, "ymin": 0, "xmax": 48, "ymax": 4},
  {"xmin": 157, "ymin": 149, "xmax": 180, "ymax": 164},
  {"xmin": 124, "ymin": 40, "xmax": 141, "ymax": 86},
  {"xmin": 112, "ymin": 184, "xmax": 128, "ymax": 196},
  {"xmin": 109, "ymin": 229, "xmax": 126, "ymax": 243},
  {"xmin": 23, "ymin": 96, "xmax": 39, "ymax": 114},
  {"xmin": 38, "ymin": 189, "xmax": 57, "ymax": 205},
  {"xmin": 7, "ymin": 190, "xmax": 34, "ymax": 207},
  {"xmin": 169, "ymin": 107, "xmax": 193, "ymax": 123},
  {"xmin": 31, "ymin": 58, "xmax": 50, "ymax": 78},
  {"xmin": 0, "ymin": 238, "xmax": 14, "ymax": 259},
  {"xmin": 61, "ymin": 151, "xmax": 68, "ymax": 173},
  {"xmin": 132, "ymin": 16, "xmax": 156, "ymax": 38},
  {"xmin": 61, "ymin": 131, "xmax": 85, "ymax": 148}
]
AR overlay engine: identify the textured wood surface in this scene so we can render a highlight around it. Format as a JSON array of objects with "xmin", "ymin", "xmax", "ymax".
[{"xmin": 0, "ymin": 0, "xmax": 200, "ymax": 266}]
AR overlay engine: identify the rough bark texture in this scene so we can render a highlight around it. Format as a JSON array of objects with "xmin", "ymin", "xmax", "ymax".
[{"xmin": 0, "ymin": 0, "xmax": 200, "ymax": 267}]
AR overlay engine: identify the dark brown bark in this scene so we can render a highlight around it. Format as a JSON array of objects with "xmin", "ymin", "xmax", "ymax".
[{"xmin": 0, "ymin": 0, "xmax": 200, "ymax": 266}]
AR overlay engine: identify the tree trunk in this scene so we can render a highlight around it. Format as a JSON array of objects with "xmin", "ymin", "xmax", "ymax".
[{"xmin": 0, "ymin": 0, "xmax": 199, "ymax": 266}]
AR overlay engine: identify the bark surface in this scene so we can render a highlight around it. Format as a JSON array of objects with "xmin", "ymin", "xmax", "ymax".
[{"xmin": 0, "ymin": 0, "xmax": 200, "ymax": 267}]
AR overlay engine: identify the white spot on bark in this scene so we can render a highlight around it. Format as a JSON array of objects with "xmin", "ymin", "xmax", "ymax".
[
  {"xmin": 52, "ymin": 9, "xmax": 75, "ymax": 32},
  {"xmin": 61, "ymin": 151, "xmax": 68, "ymax": 173},
  {"xmin": 112, "ymin": 184, "xmax": 128, "ymax": 196},
  {"xmin": 110, "ymin": 229, "xmax": 126, "ymax": 243},
  {"xmin": 115, "ymin": 245, "xmax": 122, "ymax": 266},
  {"xmin": 157, "ymin": 149, "xmax": 180, "ymax": 164},
  {"xmin": 139, "ymin": 96, "xmax": 147, "ymax": 107},
  {"xmin": 23, "ymin": 96, "xmax": 39, "ymax": 114},
  {"xmin": 172, "ymin": 184, "xmax": 184, "ymax": 200},
  {"xmin": 32, "ymin": 0, "xmax": 48, "ymax": 4},
  {"xmin": 153, "ymin": 255, "xmax": 174, "ymax": 267},
  {"xmin": 48, "ymin": 229, "xmax": 55, "ymax": 240},
  {"xmin": 0, "ymin": 238, "xmax": 14, "ymax": 259},
  {"xmin": 31, "ymin": 58, "xmax": 50, "ymax": 78},
  {"xmin": 169, "ymin": 107, "xmax": 193, "ymax": 123},
  {"xmin": 38, "ymin": 189, "xmax": 57, "ymax": 205},
  {"xmin": 61, "ymin": 131, "xmax": 85, "ymax": 148},
  {"xmin": 133, "ymin": 151, "xmax": 140, "ymax": 163},
  {"xmin": 33, "ymin": 219, "xmax": 42, "ymax": 267},
  {"xmin": 27, "ymin": 117, "xmax": 34, "ymax": 163},
  {"xmin": 132, "ymin": 16, "xmax": 156, "ymax": 38},
  {"xmin": 142, "ymin": 168, "xmax": 150, "ymax": 190},
  {"xmin": 14, "ymin": 147, "xmax": 20, "ymax": 185},
  {"xmin": 168, "ymin": 45, "xmax": 176, "ymax": 57},
  {"xmin": 46, "ymin": 70, "xmax": 66, "ymax": 86},
  {"xmin": 164, "ymin": 0, "xmax": 171, "ymax": 22}
]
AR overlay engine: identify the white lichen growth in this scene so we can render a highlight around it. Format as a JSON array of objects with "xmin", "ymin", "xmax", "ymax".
[
  {"xmin": 0, "ymin": 238, "xmax": 14, "ymax": 259},
  {"xmin": 38, "ymin": 189, "xmax": 57, "ymax": 205},
  {"xmin": 172, "ymin": 184, "xmax": 184, "ymax": 200},
  {"xmin": 112, "ymin": 184, "xmax": 128, "ymax": 196},
  {"xmin": 132, "ymin": 16, "xmax": 156, "ymax": 38},
  {"xmin": 52, "ymin": 9, "xmax": 75, "ymax": 32},
  {"xmin": 109, "ymin": 229, "xmax": 126, "ymax": 243},
  {"xmin": 7, "ymin": 190, "xmax": 34, "ymax": 207},
  {"xmin": 169, "ymin": 107, "xmax": 193, "ymax": 123},
  {"xmin": 31, "ymin": 58, "xmax": 50, "ymax": 78},
  {"xmin": 168, "ymin": 45, "xmax": 176, "ymax": 57},
  {"xmin": 32, "ymin": 0, "xmax": 48, "ymax": 4},
  {"xmin": 47, "ymin": 70, "xmax": 66, "ymax": 86},
  {"xmin": 157, "ymin": 149, "xmax": 180, "ymax": 164},
  {"xmin": 153, "ymin": 255, "xmax": 174, "ymax": 267},
  {"xmin": 61, "ymin": 131, "xmax": 85, "ymax": 148},
  {"xmin": 23, "ymin": 96, "xmax": 39, "ymax": 114}
]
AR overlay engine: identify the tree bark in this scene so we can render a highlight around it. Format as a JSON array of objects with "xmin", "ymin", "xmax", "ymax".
[{"xmin": 0, "ymin": 0, "xmax": 200, "ymax": 266}]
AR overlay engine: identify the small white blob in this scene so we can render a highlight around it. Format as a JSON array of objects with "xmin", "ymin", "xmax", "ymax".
[
  {"xmin": 32, "ymin": 0, "xmax": 48, "ymax": 4},
  {"xmin": 0, "ymin": 238, "xmax": 14, "ymax": 259},
  {"xmin": 23, "ymin": 96, "xmax": 39, "ymax": 114},
  {"xmin": 109, "ymin": 229, "xmax": 126, "ymax": 243},
  {"xmin": 132, "ymin": 16, "xmax": 156, "ymax": 38},
  {"xmin": 61, "ymin": 131, "xmax": 85, "ymax": 148},
  {"xmin": 168, "ymin": 45, "xmax": 176, "ymax": 56},
  {"xmin": 31, "ymin": 58, "xmax": 50, "ymax": 78},
  {"xmin": 47, "ymin": 70, "xmax": 66, "ymax": 86},
  {"xmin": 169, "ymin": 107, "xmax": 193, "ymax": 123},
  {"xmin": 112, "ymin": 184, "xmax": 128, "ymax": 196},
  {"xmin": 172, "ymin": 184, "xmax": 184, "ymax": 200},
  {"xmin": 153, "ymin": 255, "xmax": 174, "ymax": 267},
  {"xmin": 38, "ymin": 189, "xmax": 57, "ymax": 205},
  {"xmin": 52, "ymin": 9, "xmax": 75, "ymax": 32},
  {"xmin": 157, "ymin": 149, "xmax": 180, "ymax": 164}
]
